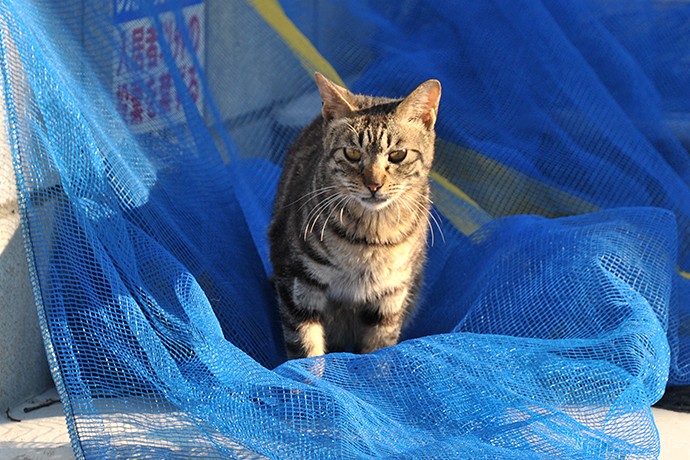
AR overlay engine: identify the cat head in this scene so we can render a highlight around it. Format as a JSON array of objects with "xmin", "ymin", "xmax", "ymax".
[{"xmin": 314, "ymin": 73, "xmax": 441, "ymax": 211}]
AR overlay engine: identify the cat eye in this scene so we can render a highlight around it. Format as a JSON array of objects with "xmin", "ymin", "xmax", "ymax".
[
  {"xmin": 342, "ymin": 147, "xmax": 362, "ymax": 162},
  {"xmin": 388, "ymin": 149, "xmax": 408, "ymax": 164}
]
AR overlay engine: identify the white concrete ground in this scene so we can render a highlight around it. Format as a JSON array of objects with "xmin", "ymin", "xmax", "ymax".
[
  {"xmin": 0, "ymin": 388, "xmax": 688, "ymax": 459},
  {"xmin": 0, "ymin": 388, "xmax": 72, "ymax": 460}
]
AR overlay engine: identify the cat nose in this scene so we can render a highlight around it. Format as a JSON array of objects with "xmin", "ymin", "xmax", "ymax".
[{"xmin": 366, "ymin": 181, "xmax": 383, "ymax": 195}]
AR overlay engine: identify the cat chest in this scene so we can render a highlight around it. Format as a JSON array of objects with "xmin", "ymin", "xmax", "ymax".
[{"xmin": 318, "ymin": 238, "xmax": 420, "ymax": 303}]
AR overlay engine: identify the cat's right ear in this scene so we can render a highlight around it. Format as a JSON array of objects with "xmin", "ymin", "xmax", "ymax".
[{"xmin": 314, "ymin": 72, "xmax": 355, "ymax": 122}]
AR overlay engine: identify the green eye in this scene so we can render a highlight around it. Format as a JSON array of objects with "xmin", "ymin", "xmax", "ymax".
[
  {"xmin": 388, "ymin": 149, "xmax": 407, "ymax": 164},
  {"xmin": 343, "ymin": 147, "xmax": 362, "ymax": 162}
]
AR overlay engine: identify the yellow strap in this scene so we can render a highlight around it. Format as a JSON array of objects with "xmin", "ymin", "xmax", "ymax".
[
  {"xmin": 247, "ymin": 0, "xmax": 344, "ymax": 85},
  {"xmin": 679, "ymin": 268, "xmax": 690, "ymax": 280},
  {"xmin": 430, "ymin": 171, "xmax": 482, "ymax": 211}
]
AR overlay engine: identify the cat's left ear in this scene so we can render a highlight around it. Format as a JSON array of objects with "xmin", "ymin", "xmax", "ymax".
[
  {"xmin": 314, "ymin": 72, "xmax": 356, "ymax": 122},
  {"xmin": 396, "ymin": 80, "xmax": 442, "ymax": 130}
]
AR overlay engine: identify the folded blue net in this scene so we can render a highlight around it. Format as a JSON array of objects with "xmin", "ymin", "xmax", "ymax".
[{"xmin": 1, "ymin": 0, "xmax": 687, "ymax": 457}]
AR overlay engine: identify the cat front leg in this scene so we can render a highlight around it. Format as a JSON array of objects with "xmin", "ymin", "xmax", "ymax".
[
  {"xmin": 355, "ymin": 287, "xmax": 409, "ymax": 354},
  {"xmin": 275, "ymin": 278, "xmax": 327, "ymax": 359}
]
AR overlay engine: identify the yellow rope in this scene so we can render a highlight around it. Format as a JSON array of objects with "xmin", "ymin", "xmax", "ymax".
[{"xmin": 247, "ymin": 0, "xmax": 344, "ymax": 85}]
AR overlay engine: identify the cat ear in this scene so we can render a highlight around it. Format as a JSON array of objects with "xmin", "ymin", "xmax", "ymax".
[
  {"xmin": 314, "ymin": 72, "xmax": 356, "ymax": 121},
  {"xmin": 396, "ymin": 79, "xmax": 442, "ymax": 130}
]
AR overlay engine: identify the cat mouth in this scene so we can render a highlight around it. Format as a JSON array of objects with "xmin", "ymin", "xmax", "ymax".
[{"xmin": 359, "ymin": 195, "xmax": 390, "ymax": 209}]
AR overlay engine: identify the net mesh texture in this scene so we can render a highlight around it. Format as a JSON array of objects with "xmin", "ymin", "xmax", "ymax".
[{"xmin": 0, "ymin": 0, "xmax": 688, "ymax": 458}]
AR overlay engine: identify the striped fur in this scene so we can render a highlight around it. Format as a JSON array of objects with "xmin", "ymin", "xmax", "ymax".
[{"xmin": 269, "ymin": 73, "xmax": 441, "ymax": 359}]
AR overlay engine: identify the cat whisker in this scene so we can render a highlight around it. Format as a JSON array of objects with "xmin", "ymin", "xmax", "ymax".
[
  {"xmin": 306, "ymin": 198, "xmax": 336, "ymax": 238},
  {"xmin": 412, "ymin": 199, "xmax": 436, "ymax": 247},
  {"xmin": 320, "ymin": 195, "xmax": 350, "ymax": 241},
  {"xmin": 397, "ymin": 194, "xmax": 431, "ymax": 247},
  {"xmin": 304, "ymin": 193, "xmax": 344, "ymax": 240},
  {"xmin": 303, "ymin": 193, "xmax": 337, "ymax": 240},
  {"xmin": 417, "ymin": 194, "xmax": 446, "ymax": 245},
  {"xmin": 402, "ymin": 192, "xmax": 445, "ymax": 247},
  {"xmin": 284, "ymin": 185, "xmax": 339, "ymax": 210},
  {"xmin": 430, "ymin": 207, "xmax": 446, "ymax": 244}
]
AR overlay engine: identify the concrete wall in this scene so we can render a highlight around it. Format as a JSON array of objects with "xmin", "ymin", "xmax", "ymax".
[{"xmin": 0, "ymin": 80, "xmax": 53, "ymax": 412}]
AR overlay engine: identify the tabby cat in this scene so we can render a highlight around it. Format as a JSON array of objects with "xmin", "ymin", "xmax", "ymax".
[{"xmin": 269, "ymin": 73, "xmax": 441, "ymax": 359}]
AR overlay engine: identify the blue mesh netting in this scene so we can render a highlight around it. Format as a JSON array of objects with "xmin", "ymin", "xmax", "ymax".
[{"xmin": 0, "ymin": 0, "xmax": 687, "ymax": 457}]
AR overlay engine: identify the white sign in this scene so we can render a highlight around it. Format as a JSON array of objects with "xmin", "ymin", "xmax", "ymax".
[{"xmin": 112, "ymin": 1, "xmax": 205, "ymax": 132}]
